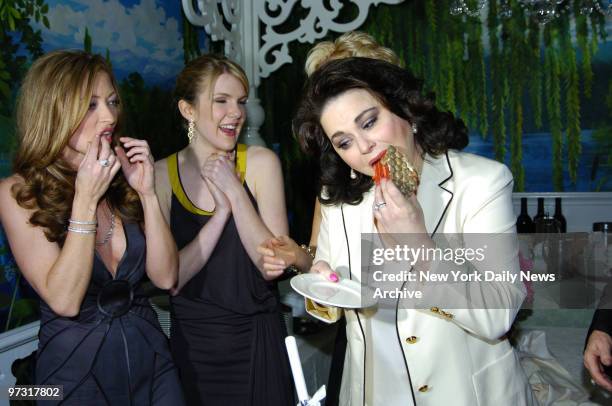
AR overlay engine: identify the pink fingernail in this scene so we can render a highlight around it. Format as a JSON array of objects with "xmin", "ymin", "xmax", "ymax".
[{"xmin": 329, "ymin": 273, "xmax": 338, "ymax": 282}]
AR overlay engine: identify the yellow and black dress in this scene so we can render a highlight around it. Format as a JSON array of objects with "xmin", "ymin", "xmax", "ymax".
[{"xmin": 167, "ymin": 144, "xmax": 294, "ymax": 405}]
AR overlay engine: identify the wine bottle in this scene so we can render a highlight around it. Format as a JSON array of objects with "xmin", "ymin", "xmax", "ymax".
[
  {"xmin": 533, "ymin": 197, "xmax": 545, "ymax": 232},
  {"xmin": 553, "ymin": 197, "xmax": 567, "ymax": 233},
  {"xmin": 516, "ymin": 197, "xmax": 534, "ymax": 233}
]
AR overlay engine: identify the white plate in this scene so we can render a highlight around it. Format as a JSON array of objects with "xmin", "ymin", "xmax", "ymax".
[{"xmin": 290, "ymin": 273, "xmax": 377, "ymax": 309}]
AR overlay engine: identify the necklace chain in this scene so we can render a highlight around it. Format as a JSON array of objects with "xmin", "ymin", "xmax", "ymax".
[{"xmin": 96, "ymin": 210, "xmax": 115, "ymax": 246}]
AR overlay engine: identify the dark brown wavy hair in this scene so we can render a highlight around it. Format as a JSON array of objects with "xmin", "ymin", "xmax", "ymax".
[
  {"xmin": 293, "ymin": 57, "xmax": 469, "ymax": 206},
  {"xmin": 11, "ymin": 50, "xmax": 143, "ymax": 244}
]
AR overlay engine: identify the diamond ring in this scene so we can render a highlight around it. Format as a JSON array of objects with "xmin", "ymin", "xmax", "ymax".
[
  {"xmin": 374, "ymin": 201, "xmax": 387, "ymax": 210},
  {"xmin": 99, "ymin": 159, "xmax": 110, "ymax": 167}
]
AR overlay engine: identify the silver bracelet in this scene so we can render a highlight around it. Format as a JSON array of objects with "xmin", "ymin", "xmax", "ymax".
[
  {"xmin": 68, "ymin": 219, "xmax": 97, "ymax": 226},
  {"xmin": 67, "ymin": 226, "xmax": 97, "ymax": 234}
]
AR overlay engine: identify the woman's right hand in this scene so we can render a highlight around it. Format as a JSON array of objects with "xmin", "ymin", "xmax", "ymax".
[
  {"xmin": 75, "ymin": 135, "xmax": 121, "ymax": 206},
  {"xmin": 257, "ymin": 236, "xmax": 297, "ymax": 273},
  {"xmin": 310, "ymin": 260, "xmax": 339, "ymax": 282}
]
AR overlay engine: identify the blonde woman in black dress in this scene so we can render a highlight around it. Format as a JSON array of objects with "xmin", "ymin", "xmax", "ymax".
[
  {"xmin": 154, "ymin": 55, "xmax": 294, "ymax": 405},
  {"xmin": 0, "ymin": 50, "xmax": 183, "ymax": 405}
]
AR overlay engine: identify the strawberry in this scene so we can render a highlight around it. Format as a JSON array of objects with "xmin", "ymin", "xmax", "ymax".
[{"xmin": 372, "ymin": 151, "xmax": 389, "ymax": 185}]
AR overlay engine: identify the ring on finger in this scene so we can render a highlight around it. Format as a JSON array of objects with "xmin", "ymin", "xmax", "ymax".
[
  {"xmin": 98, "ymin": 158, "xmax": 110, "ymax": 167},
  {"xmin": 374, "ymin": 201, "xmax": 387, "ymax": 210}
]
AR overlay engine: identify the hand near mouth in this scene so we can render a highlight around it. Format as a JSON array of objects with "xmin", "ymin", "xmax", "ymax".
[
  {"xmin": 74, "ymin": 134, "xmax": 122, "ymax": 205},
  {"xmin": 115, "ymin": 137, "xmax": 155, "ymax": 197}
]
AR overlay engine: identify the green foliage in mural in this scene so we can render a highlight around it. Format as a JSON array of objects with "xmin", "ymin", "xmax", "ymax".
[
  {"xmin": 575, "ymin": 11, "xmax": 592, "ymax": 99},
  {"xmin": 182, "ymin": 10, "xmax": 201, "ymax": 63},
  {"xmin": 105, "ymin": 48, "xmax": 112, "ymax": 69},
  {"xmin": 560, "ymin": 12, "xmax": 581, "ymax": 185},
  {"xmin": 0, "ymin": 0, "xmax": 49, "ymax": 332},
  {"xmin": 0, "ymin": 0, "xmax": 48, "ymax": 120},
  {"xmin": 488, "ymin": 0, "xmax": 506, "ymax": 161},
  {"xmin": 590, "ymin": 79, "xmax": 612, "ymax": 191},
  {"xmin": 360, "ymin": 0, "xmax": 609, "ymax": 192},
  {"xmin": 83, "ymin": 26, "xmax": 92, "ymax": 53},
  {"xmin": 527, "ymin": 19, "xmax": 542, "ymax": 129},
  {"xmin": 544, "ymin": 24, "xmax": 564, "ymax": 191}
]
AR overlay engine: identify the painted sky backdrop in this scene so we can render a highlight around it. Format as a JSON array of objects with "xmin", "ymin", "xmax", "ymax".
[{"xmin": 33, "ymin": 0, "xmax": 190, "ymax": 86}]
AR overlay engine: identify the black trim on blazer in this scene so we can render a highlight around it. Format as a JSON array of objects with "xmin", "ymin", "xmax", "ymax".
[
  {"xmin": 396, "ymin": 276, "xmax": 418, "ymax": 405},
  {"xmin": 431, "ymin": 151, "xmax": 454, "ymax": 236},
  {"xmin": 394, "ymin": 150, "xmax": 455, "ymax": 405},
  {"xmin": 341, "ymin": 204, "xmax": 367, "ymax": 406}
]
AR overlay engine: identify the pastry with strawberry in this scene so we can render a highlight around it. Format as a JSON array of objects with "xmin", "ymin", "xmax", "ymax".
[{"xmin": 372, "ymin": 145, "xmax": 419, "ymax": 197}]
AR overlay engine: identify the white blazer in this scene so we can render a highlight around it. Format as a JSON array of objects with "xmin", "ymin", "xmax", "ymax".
[{"xmin": 311, "ymin": 150, "xmax": 536, "ymax": 406}]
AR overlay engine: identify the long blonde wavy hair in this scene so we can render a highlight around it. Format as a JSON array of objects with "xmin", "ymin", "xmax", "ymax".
[
  {"xmin": 304, "ymin": 31, "xmax": 401, "ymax": 76},
  {"xmin": 12, "ymin": 49, "xmax": 143, "ymax": 244}
]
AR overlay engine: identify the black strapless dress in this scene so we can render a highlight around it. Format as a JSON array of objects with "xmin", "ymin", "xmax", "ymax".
[{"xmin": 35, "ymin": 222, "xmax": 185, "ymax": 405}]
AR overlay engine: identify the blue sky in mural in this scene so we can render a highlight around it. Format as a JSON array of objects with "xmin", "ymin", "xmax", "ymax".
[{"xmin": 32, "ymin": 0, "xmax": 186, "ymax": 87}]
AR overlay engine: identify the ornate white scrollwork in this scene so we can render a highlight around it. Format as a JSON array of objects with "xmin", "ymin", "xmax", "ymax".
[
  {"xmin": 181, "ymin": 0, "xmax": 243, "ymax": 64},
  {"xmin": 257, "ymin": 0, "xmax": 404, "ymax": 79}
]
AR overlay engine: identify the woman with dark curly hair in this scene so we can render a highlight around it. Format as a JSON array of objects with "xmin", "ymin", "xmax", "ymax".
[
  {"xmin": 0, "ymin": 50, "xmax": 184, "ymax": 404},
  {"xmin": 292, "ymin": 57, "xmax": 535, "ymax": 406}
]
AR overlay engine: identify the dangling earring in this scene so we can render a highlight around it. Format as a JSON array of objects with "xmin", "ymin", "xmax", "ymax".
[
  {"xmin": 187, "ymin": 120, "xmax": 195, "ymax": 143},
  {"xmin": 350, "ymin": 168, "xmax": 357, "ymax": 179},
  {"xmin": 412, "ymin": 123, "xmax": 418, "ymax": 135}
]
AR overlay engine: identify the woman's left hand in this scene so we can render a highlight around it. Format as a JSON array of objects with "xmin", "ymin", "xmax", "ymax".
[
  {"xmin": 373, "ymin": 179, "xmax": 427, "ymax": 236},
  {"xmin": 115, "ymin": 137, "xmax": 155, "ymax": 197},
  {"xmin": 202, "ymin": 154, "xmax": 243, "ymax": 203}
]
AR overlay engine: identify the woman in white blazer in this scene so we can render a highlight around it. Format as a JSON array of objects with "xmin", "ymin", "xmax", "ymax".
[{"xmin": 291, "ymin": 57, "xmax": 536, "ymax": 406}]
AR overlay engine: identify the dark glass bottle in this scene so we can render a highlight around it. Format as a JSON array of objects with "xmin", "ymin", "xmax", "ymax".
[
  {"xmin": 516, "ymin": 197, "xmax": 534, "ymax": 233},
  {"xmin": 553, "ymin": 197, "xmax": 567, "ymax": 233},
  {"xmin": 533, "ymin": 197, "xmax": 545, "ymax": 232}
]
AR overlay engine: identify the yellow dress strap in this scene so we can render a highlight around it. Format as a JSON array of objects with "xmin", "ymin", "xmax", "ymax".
[
  {"xmin": 236, "ymin": 143, "xmax": 247, "ymax": 183},
  {"xmin": 167, "ymin": 153, "xmax": 213, "ymax": 216},
  {"xmin": 166, "ymin": 146, "xmax": 247, "ymax": 216}
]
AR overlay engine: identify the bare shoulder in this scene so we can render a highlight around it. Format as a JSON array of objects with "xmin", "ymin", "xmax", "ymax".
[
  {"xmin": 0, "ymin": 175, "xmax": 37, "ymax": 237},
  {"xmin": 152, "ymin": 156, "xmax": 173, "ymax": 222},
  {"xmin": 0, "ymin": 175, "xmax": 24, "ymax": 214},
  {"xmin": 154, "ymin": 157, "xmax": 169, "ymax": 178},
  {"xmin": 153, "ymin": 157, "xmax": 171, "ymax": 190},
  {"xmin": 245, "ymin": 145, "xmax": 281, "ymax": 172},
  {"xmin": 0, "ymin": 174, "xmax": 23, "ymax": 191}
]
